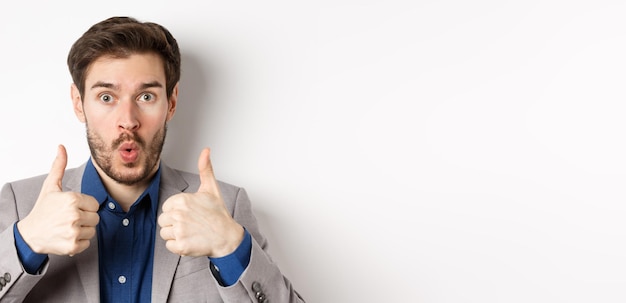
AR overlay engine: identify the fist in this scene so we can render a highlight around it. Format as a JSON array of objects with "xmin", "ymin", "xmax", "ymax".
[
  {"xmin": 17, "ymin": 145, "xmax": 100, "ymax": 256},
  {"xmin": 158, "ymin": 148, "xmax": 244, "ymax": 257}
]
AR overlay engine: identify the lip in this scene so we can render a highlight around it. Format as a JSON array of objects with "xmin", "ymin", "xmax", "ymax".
[{"xmin": 118, "ymin": 141, "xmax": 139, "ymax": 163}]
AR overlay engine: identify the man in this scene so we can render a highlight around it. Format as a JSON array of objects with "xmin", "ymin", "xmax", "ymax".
[{"xmin": 0, "ymin": 16, "xmax": 304, "ymax": 302}]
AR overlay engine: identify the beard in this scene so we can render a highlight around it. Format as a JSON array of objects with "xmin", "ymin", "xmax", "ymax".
[{"xmin": 86, "ymin": 123, "xmax": 167, "ymax": 186}]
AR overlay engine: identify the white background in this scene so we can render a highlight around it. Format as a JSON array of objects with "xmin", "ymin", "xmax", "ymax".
[{"xmin": 1, "ymin": 1, "xmax": 626, "ymax": 302}]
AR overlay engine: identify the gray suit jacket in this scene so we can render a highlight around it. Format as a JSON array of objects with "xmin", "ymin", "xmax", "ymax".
[{"xmin": 0, "ymin": 162, "xmax": 304, "ymax": 302}]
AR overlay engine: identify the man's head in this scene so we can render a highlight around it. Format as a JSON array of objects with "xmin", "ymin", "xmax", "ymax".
[
  {"xmin": 67, "ymin": 16, "xmax": 181, "ymax": 99},
  {"xmin": 68, "ymin": 17, "xmax": 180, "ymax": 186}
]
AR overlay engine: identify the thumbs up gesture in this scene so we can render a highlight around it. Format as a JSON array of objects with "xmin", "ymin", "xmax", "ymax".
[
  {"xmin": 17, "ymin": 145, "xmax": 100, "ymax": 256},
  {"xmin": 158, "ymin": 148, "xmax": 244, "ymax": 257}
]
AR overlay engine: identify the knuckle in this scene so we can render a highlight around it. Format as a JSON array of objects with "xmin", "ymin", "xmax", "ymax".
[
  {"xmin": 66, "ymin": 211, "xmax": 81, "ymax": 224},
  {"xmin": 61, "ymin": 192, "xmax": 83, "ymax": 207},
  {"xmin": 66, "ymin": 226, "xmax": 81, "ymax": 239},
  {"xmin": 171, "ymin": 210, "xmax": 185, "ymax": 221}
]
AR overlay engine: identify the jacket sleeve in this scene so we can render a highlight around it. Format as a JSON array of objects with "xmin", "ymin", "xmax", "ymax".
[
  {"xmin": 0, "ymin": 182, "xmax": 48, "ymax": 302},
  {"xmin": 214, "ymin": 186, "xmax": 305, "ymax": 303}
]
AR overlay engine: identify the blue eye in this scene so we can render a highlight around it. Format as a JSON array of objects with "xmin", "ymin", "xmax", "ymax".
[{"xmin": 100, "ymin": 94, "xmax": 113, "ymax": 103}]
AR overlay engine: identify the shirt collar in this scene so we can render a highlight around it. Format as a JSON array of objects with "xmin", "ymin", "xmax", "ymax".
[{"xmin": 81, "ymin": 158, "xmax": 161, "ymax": 213}]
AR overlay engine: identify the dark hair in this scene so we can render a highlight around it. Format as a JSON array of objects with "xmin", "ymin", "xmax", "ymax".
[{"xmin": 67, "ymin": 16, "xmax": 181, "ymax": 98}]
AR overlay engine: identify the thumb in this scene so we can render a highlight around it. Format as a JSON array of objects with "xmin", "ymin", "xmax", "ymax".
[
  {"xmin": 197, "ymin": 147, "xmax": 219, "ymax": 193},
  {"xmin": 42, "ymin": 144, "xmax": 68, "ymax": 193}
]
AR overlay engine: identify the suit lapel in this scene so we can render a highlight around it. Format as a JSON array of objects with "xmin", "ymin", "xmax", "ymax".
[
  {"xmin": 63, "ymin": 162, "xmax": 189, "ymax": 303},
  {"xmin": 74, "ymin": 242, "xmax": 100, "ymax": 303},
  {"xmin": 151, "ymin": 164, "xmax": 189, "ymax": 303},
  {"xmin": 64, "ymin": 163, "xmax": 101, "ymax": 303}
]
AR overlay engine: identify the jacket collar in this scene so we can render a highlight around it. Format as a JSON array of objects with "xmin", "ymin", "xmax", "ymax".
[{"xmin": 63, "ymin": 161, "xmax": 189, "ymax": 303}]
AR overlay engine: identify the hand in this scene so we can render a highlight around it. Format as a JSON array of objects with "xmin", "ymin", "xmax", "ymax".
[
  {"xmin": 17, "ymin": 145, "xmax": 100, "ymax": 256},
  {"xmin": 158, "ymin": 148, "xmax": 244, "ymax": 257}
]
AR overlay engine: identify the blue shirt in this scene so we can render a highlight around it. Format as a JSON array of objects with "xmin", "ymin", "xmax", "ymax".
[
  {"xmin": 14, "ymin": 159, "xmax": 252, "ymax": 302},
  {"xmin": 82, "ymin": 159, "xmax": 159, "ymax": 302}
]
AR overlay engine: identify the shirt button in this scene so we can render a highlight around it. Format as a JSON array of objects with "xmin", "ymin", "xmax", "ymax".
[
  {"xmin": 108, "ymin": 202, "xmax": 116, "ymax": 210},
  {"xmin": 122, "ymin": 218, "xmax": 130, "ymax": 226},
  {"xmin": 118, "ymin": 275, "xmax": 127, "ymax": 284}
]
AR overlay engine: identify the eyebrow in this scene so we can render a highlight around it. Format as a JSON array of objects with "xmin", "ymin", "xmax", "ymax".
[{"xmin": 90, "ymin": 81, "xmax": 164, "ymax": 90}]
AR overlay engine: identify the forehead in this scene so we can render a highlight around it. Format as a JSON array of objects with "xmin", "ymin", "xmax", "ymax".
[{"xmin": 85, "ymin": 53, "xmax": 166, "ymax": 88}]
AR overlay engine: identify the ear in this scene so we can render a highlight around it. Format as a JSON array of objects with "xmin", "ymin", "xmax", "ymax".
[
  {"xmin": 166, "ymin": 83, "xmax": 178, "ymax": 122},
  {"xmin": 71, "ymin": 84, "xmax": 86, "ymax": 123}
]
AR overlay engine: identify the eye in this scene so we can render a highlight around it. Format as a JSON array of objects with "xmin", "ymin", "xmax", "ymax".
[
  {"xmin": 139, "ymin": 93, "xmax": 155, "ymax": 102},
  {"xmin": 99, "ymin": 94, "xmax": 114, "ymax": 103}
]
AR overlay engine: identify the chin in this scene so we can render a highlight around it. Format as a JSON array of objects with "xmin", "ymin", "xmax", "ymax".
[
  {"xmin": 113, "ymin": 172, "xmax": 148, "ymax": 186},
  {"xmin": 110, "ymin": 163, "xmax": 147, "ymax": 184}
]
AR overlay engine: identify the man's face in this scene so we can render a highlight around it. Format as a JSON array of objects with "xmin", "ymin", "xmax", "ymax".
[{"xmin": 72, "ymin": 53, "xmax": 177, "ymax": 186}]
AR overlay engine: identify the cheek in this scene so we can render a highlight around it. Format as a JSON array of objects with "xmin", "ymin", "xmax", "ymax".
[
  {"xmin": 138, "ymin": 113, "xmax": 169, "ymax": 134},
  {"xmin": 84, "ymin": 115, "xmax": 109, "ymax": 132},
  {"xmin": 84, "ymin": 112, "xmax": 118, "ymax": 141},
  {"xmin": 139, "ymin": 113, "xmax": 167, "ymax": 129},
  {"xmin": 82, "ymin": 104, "xmax": 112, "ymax": 125},
  {"xmin": 137, "ymin": 103, "xmax": 170, "ymax": 122},
  {"xmin": 86, "ymin": 121, "xmax": 115, "ymax": 143}
]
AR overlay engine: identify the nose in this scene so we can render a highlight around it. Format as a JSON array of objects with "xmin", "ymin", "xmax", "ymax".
[{"xmin": 117, "ymin": 99, "xmax": 140, "ymax": 131}]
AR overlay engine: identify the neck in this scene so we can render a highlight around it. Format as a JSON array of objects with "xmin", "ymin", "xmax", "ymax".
[
  {"xmin": 104, "ymin": 180, "xmax": 150, "ymax": 212},
  {"xmin": 91, "ymin": 161, "xmax": 158, "ymax": 212}
]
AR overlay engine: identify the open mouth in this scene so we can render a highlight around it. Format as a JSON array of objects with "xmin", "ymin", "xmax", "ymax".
[{"xmin": 118, "ymin": 142, "xmax": 139, "ymax": 162}]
